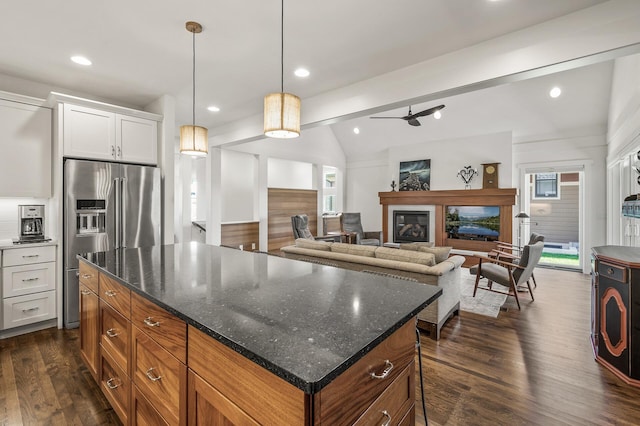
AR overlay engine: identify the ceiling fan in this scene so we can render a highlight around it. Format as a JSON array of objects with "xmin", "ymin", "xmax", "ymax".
[{"xmin": 370, "ymin": 104, "xmax": 445, "ymax": 126}]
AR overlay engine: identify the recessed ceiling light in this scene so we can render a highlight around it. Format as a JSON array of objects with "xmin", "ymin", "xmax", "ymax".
[
  {"xmin": 71, "ymin": 55, "xmax": 92, "ymax": 66},
  {"xmin": 294, "ymin": 68, "xmax": 310, "ymax": 78},
  {"xmin": 434, "ymin": 110, "xmax": 442, "ymax": 120},
  {"xmin": 353, "ymin": 127, "xmax": 360, "ymax": 134},
  {"xmin": 549, "ymin": 87, "xmax": 562, "ymax": 98},
  {"xmin": 207, "ymin": 105, "xmax": 220, "ymax": 112}
]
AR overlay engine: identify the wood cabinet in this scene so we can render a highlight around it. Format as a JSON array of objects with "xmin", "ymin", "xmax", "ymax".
[
  {"xmin": 79, "ymin": 281, "xmax": 100, "ymax": 382},
  {"xmin": 0, "ymin": 95, "xmax": 52, "ymax": 197},
  {"xmin": 63, "ymin": 103, "xmax": 158, "ymax": 165},
  {"xmin": 2, "ymin": 245, "xmax": 57, "ymax": 331},
  {"xmin": 592, "ymin": 246, "xmax": 640, "ymax": 387},
  {"xmin": 78, "ymin": 258, "xmax": 419, "ymax": 425}
]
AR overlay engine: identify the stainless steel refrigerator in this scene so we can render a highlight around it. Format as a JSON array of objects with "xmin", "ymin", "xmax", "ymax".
[{"xmin": 63, "ymin": 159, "xmax": 161, "ymax": 328}]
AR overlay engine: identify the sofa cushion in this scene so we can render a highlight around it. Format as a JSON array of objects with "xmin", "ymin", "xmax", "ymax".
[
  {"xmin": 418, "ymin": 246, "xmax": 453, "ymax": 263},
  {"xmin": 330, "ymin": 242, "xmax": 377, "ymax": 257},
  {"xmin": 294, "ymin": 238, "xmax": 333, "ymax": 251},
  {"xmin": 374, "ymin": 246, "xmax": 435, "ymax": 266},
  {"xmin": 399, "ymin": 242, "xmax": 435, "ymax": 251}
]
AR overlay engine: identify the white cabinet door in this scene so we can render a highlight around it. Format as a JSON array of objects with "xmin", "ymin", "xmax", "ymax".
[
  {"xmin": 63, "ymin": 103, "xmax": 116, "ymax": 160},
  {"xmin": 0, "ymin": 99, "xmax": 52, "ymax": 197},
  {"xmin": 116, "ymin": 114, "xmax": 157, "ymax": 165}
]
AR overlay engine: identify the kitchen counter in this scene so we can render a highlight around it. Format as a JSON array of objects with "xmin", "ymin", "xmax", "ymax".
[
  {"xmin": 0, "ymin": 239, "xmax": 57, "ymax": 249},
  {"xmin": 79, "ymin": 242, "xmax": 441, "ymax": 394}
]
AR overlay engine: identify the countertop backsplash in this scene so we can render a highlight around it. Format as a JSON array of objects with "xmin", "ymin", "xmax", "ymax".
[{"xmin": 0, "ymin": 198, "xmax": 50, "ymax": 240}]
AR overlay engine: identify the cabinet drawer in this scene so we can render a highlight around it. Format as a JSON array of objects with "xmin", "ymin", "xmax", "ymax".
[
  {"xmin": 353, "ymin": 364, "xmax": 414, "ymax": 426},
  {"xmin": 3, "ymin": 245, "xmax": 55, "ymax": 267},
  {"xmin": 132, "ymin": 385, "xmax": 171, "ymax": 426},
  {"xmin": 599, "ymin": 261, "xmax": 627, "ymax": 283},
  {"xmin": 3, "ymin": 290, "xmax": 56, "ymax": 329},
  {"xmin": 99, "ymin": 273, "xmax": 131, "ymax": 319},
  {"xmin": 132, "ymin": 325, "xmax": 186, "ymax": 426},
  {"xmin": 188, "ymin": 326, "xmax": 306, "ymax": 426},
  {"xmin": 100, "ymin": 349, "xmax": 130, "ymax": 426},
  {"xmin": 100, "ymin": 300, "xmax": 131, "ymax": 376},
  {"xmin": 2, "ymin": 261, "xmax": 55, "ymax": 297},
  {"xmin": 131, "ymin": 292, "xmax": 186, "ymax": 363},
  {"xmin": 314, "ymin": 319, "xmax": 416, "ymax": 425},
  {"xmin": 79, "ymin": 261, "xmax": 99, "ymax": 293}
]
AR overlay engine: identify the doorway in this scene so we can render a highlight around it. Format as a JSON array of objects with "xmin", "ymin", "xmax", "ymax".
[{"xmin": 522, "ymin": 168, "xmax": 584, "ymax": 270}]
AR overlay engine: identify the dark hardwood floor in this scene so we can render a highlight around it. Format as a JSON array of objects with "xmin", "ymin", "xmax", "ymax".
[{"xmin": 1, "ymin": 267, "xmax": 639, "ymax": 425}]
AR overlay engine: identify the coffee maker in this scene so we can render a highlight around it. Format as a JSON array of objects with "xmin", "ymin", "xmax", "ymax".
[{"xmin": 16, "ymin": 205, "xmax": 50, "ymax": 243}]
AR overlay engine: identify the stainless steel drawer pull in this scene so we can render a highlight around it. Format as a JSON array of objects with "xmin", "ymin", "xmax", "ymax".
[
  {"xmin": 106, "ymin": 378, "xmax": 121, "ymax": 389},
  {"xmin": 22, "ymin": 277, "xmax": 39, "ymax": 282},
  {"xmin": 143, "ymin": 317, "xmax": 160, "ymax": 327},
  {"xmin": 81, "ymin": 274, "xmax": 93, "ymax": 279},
  {"xmin": 607, "ymin": 268, "xmax": 615, "ymax": 275},
  {"xmin": 22, "ymin": 307, "xmax": 39, "ymax": 313},
  {"xmin": 370, "ymin": 360, "xmax": 394, "ymax": 380},
  {"xmin": 381, "ymin": 410, "xmax": 391, "ymax": 426},
  {"xmin": 104, "ymin": 290, "xmax": 117, "ymax": 297},
  {"xmin": 81, "ymin": 290, "xmax": 91, "ymax": 295},
  {"xmin": 22, "ymin": 255, "xmax": 39, "ymax": 258},
  {"xmin": 145, "ymin": 367, "xmax": 162, "ymax": 382},
  {"xmin": 106, "ymin": 328, "xmax": 119, "ymax": 338}
]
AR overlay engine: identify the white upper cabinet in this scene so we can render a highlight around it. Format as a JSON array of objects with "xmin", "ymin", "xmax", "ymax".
[
  {"xmin": 63, "ymin": 104, "xmax": 115, "ymax": 161},
  {"xmin": 116, "ymin": 114, "xmax": 157, "ymax": 164},
  {"xmin": 0, "ymin": 98, "xmax": 52, "ymax": 197},
  {"xmin": 63, "ymin": 103, "xmax": 158, "ymax": 165}
]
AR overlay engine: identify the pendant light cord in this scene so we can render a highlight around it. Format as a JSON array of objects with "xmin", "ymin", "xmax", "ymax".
[
  {"xmin": 280, "ymin": 0, "xmax": 284, "ymax": 94},
  {"xmin": 192, "ymin": 29, "xmax": 196, "ymax": 129}
]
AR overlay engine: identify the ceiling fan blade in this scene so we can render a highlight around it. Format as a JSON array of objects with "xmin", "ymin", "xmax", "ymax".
[
  {"xmin": 407, "ymin": 118, "xmax": 421, "ymax": 126},
  {"xmin": 410, "ymin": 104, "xmax": 445, "ymax": 118},
  {"xmin": 370, "ymin": 116, "xmax": 404, "ymax": 119}
]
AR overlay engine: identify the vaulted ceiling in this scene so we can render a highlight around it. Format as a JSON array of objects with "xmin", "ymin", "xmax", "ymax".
[{"xmin": 0, "ymin": 0, "xmax": 620, "ymax": 157}]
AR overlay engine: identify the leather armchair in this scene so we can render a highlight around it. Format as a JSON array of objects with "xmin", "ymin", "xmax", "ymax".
[
  {"xmin": 291, "ymin": 214, "xmax": 340, "ymax": 242},
  {"xmin": 340, "ymin": 212, "xmax": 382, "ymax": 246}
]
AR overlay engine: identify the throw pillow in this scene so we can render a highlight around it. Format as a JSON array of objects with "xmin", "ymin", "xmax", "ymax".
[
  {"xmin": 399, "ymin": 242, "xmax": 435, "ymax": 251},
  {"xmin": 417, "ymin": 246, "xmax": 452, "ymax": 263},
  {"xmin": 330, "ymin": 242, "xmax": 377, "ymax": 257},
  {"xmin": 374, "ymin": 246, "xmax": 435, "ymax": 266},
  {"xmin": 295, "ymin": 238, "xmax": 333, "ymax": 251}
]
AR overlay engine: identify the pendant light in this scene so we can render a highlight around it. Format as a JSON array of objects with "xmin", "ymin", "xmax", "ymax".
[
  {"xmin": 264, "ymin": 0, "xmax": 300, "ymax": 138},
  {"xmin": 180, "ymin": 21, "xmax": 208, "ymax": 156}
]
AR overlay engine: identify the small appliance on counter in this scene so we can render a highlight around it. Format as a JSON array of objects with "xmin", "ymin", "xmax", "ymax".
[{"xmin": 13, "ymin": 204, "xmax": 51, "ymax": 244}]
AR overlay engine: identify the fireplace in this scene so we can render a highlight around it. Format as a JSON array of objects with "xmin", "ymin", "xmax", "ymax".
[{"xmin": 393, "ymin": 210, "xmax": 430, "ymax": 243}]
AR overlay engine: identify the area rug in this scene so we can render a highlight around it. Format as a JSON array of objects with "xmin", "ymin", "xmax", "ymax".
[{"xmin": 459, "ymin": 268, "xmax": 508, "ymax": 318}]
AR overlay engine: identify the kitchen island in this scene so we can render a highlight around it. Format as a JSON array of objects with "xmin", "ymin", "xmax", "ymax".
[{"xmin": 78, "ymin": 242, "xmax": 441, "ymax": 425}]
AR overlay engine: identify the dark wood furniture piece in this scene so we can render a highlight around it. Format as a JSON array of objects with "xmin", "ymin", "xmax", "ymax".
[
  {"xmin": 591, "ymin": 246, "xmax": 640, "ymax": 388},
  {"xmin": 379, "ymin": 189, "xmax": 517, "ymax": 266},
  {"xmin": 78, "ymin": 243, "xmax": 442, "ymax": 425}
]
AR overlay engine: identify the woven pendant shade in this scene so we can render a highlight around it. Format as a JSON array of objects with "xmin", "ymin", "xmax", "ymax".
[
  {"xmin": 179, "ymin": 125, "xmax": 208, "ymax": 156},
  {"xmin": 264, "ymin": 92, "xmax": 300, "ymax": 138}
]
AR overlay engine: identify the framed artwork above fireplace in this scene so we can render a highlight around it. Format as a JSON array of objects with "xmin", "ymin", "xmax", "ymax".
[{"xmin": 399, "ymin": 159, "xmax": 430, "ymax": 191}]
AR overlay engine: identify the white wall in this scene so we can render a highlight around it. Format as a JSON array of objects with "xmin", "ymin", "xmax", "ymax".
[
  {"xmin": 221, "ymin": 150, "xmax": 257, "ymax": 222},
  {"xmin": 608, "ymin": 53, "xmax": 640, "ymax": 160},
  {"xmin": 267, "ymin": 158, "xmax": 313, "ymax": 190},
  {"xmin": 345, "ymin": 132, "xmax": 513, "ymax": 234}
]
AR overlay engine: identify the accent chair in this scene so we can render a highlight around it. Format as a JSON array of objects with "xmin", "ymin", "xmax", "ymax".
[{"xmin": 340, "ymin": 212, "xmax": 382, "ymax": 246}]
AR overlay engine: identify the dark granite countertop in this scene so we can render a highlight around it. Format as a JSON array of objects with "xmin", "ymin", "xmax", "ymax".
[{"xmin": 79, "ymin": 243, "xmax": 441, "ymax": 394}]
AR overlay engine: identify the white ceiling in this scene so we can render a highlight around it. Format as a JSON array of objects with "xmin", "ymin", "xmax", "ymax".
[{"xmin": 0, "ymin": 0, "xmax": 617, "ymax": 156}]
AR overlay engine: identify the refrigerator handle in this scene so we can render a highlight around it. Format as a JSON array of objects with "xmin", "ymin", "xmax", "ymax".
[
  {"xmin": 114, "ymin": 178, "xmax": 121, "ymax": 249},
  {"xmin": 121, "ymin": 177, "xmax": 127, "ymax": 248}
]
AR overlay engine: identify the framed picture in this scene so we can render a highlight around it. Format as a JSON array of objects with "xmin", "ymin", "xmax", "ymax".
[{"xmin": 399, "ymin": 159, "xmax": 431, "ymax": 191}]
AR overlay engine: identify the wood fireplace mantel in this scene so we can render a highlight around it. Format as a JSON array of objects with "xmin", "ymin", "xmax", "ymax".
[{"xmin": 379, "ymin": 188, "xmax": 518, "ymax": 255}]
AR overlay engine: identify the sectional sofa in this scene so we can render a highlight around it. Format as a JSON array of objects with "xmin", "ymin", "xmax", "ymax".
[{"xmin": 280, "ymin": 239, "xmax": 465, "ymax": 340}]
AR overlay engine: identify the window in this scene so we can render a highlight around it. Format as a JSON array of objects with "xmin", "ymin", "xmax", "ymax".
[
  {"xmin": 534, "ymin": 173, "xmax": 559, "ymax": 199},
  {"xmin": 323, "ymin": 166, "xmax": 338, "ymax": 214}
]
